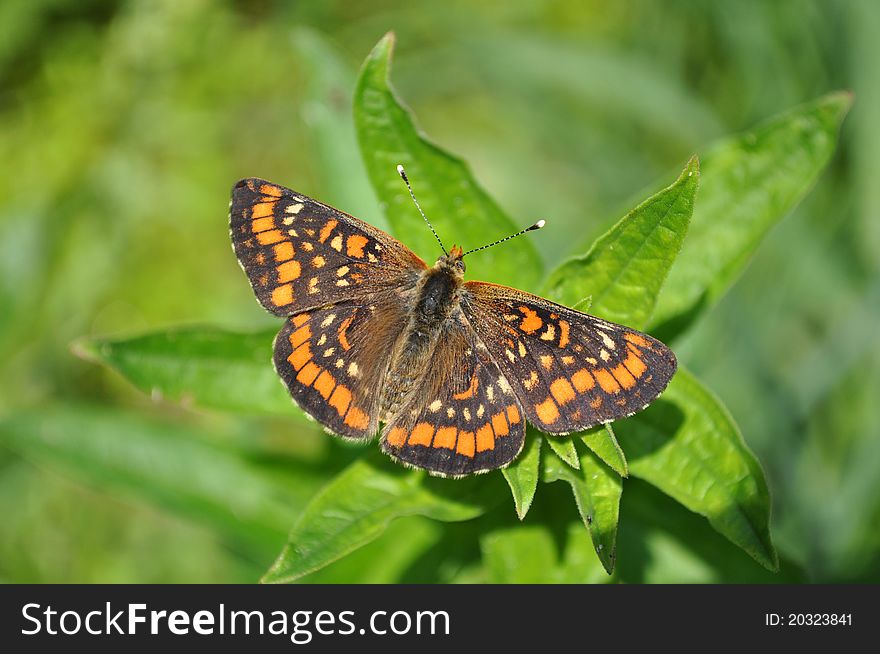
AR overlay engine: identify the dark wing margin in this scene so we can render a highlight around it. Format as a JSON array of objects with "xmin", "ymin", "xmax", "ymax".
[
  {"xmin": 461, "ymin": 281, "xmax": 677, "ymax": 434},
  {"xmin": 230, "ymin": 178, "xmax": 425, "ymax": 316}
]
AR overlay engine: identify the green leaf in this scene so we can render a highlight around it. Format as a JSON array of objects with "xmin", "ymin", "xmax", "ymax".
[
  {"xmin": 354, "ymin": 32, "xmax": 544, "ymax": 289},
  {"xmin": 617, "ymin": 479, "xmax": 805, "ymax": 583},
  {"xmin": 501, "ymin": 431, "xmax": 542, "ymax": 520},
  {"xmin": 545, "ymin": 155, "xmax": 699, "ymax": 330},
  {"xmin": 651, "ymin": 92, "xmax": 852, "ymax": 339},
  {"xmin": 615, "ymin": 367, "xmax": 778, "ymax": 571},
  {"xmin": 74, "ymin": 327, "xmax": 309, "ymax": 420},
  {"xmin": 581, "ymin": 424, "xmax": 628, "ymax": 478},
  {"xmin": 0, "ymin": 405, "xmax": 318, "ymax": 556},
  {"xmin": 261, "ymin": 452, "xmax": 501, "ymax": 583},
  {"xmin": 542, "ymin": 440, "xmax": 622, "ymax": 574},
  {"xmin": 545, "ymin": 433, "xmax": 580, "ymax": 470},
  {"xmin": 481, "ymin": 523, "xmax": 607, "ymax": 584}
]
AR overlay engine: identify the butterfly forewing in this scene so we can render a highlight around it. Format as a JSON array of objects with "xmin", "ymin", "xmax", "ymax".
[
  {"xmin": 462, "ymin": 282, "xmax": 677, "ymax": 434},
  {"xmin": 380, "ymin": 314, "xmax": 525, "ymax": 476},
  {"xmin": 230, "ymin": 178, "xmax": 425, "ymax": 316}
]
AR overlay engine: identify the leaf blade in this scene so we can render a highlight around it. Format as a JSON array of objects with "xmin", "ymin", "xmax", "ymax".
[
  {"xmin": 651, "ymin": 92, "xmax": 852, "ymax": 339},
  {"xmin": 261, "ymin": 452, "xmax": 501, "ymax": 583},
  {"xmin": 501, "ymin": 431, "xmax": 542, "ymax": 520},
  {"xmin": 614, "ymin": 366, "xmax": 778, "ymax": 571},
  {"xmin": 581, "ymin": 424, "xmax": 628, "ymax": 478},
  {"xmin": 354, "ymin": 33, "xmax": 544, "ymax": 289},
  {"xmin": 545, "ymin": 156, "xmax": 699, "ymax": 330}
]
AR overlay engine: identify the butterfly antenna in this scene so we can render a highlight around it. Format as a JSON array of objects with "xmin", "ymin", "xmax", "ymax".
[
  {"xmin": 463, "ymin": 220, "xmax": 545, "ymax": 257},
  {"xmin": 397, "ymin": 164, "xmax": 447, "ymax": 256}
]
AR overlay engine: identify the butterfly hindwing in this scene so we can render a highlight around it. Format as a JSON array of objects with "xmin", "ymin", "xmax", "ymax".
[
  {"xmin": 462, "ymin": 282, "xmax": 677, "ymax": 434},
  {"xmin": 381, "ymin": 313, "xmax": 525, "ymax": 476},
  {"xmin": 273, "ymin": 295, "xmax": 409, "ymax": 439},
  {"xmin": 230, "ymin": 178, "xmax": 426, "ymax": 316}
]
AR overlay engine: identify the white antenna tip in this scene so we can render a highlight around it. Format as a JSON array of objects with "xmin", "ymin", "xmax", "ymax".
[
  {"xmin": 534, "ymin": 219, "xmax": 546, "ymax": 229},
  {"xmin": 396, "ymin": 164, "xmax": 405, "ymax": 175}
]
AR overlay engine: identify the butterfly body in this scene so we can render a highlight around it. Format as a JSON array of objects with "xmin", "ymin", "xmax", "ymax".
[{"xmin": 231, "ymin": 178, "xmax": 677, "ymax": 477}]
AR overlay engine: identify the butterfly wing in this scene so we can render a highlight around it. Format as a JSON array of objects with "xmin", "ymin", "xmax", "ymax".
[
  {"xmin": 461, "ymin": 281, "xmax": 677, "ymax": 434},
  {"xmin": 230, "ymin": 178, "xmax": 426, "ymax": 316},
  {"xmin": 380, "ymin": 312, "xmax": 525, "ymax": 476},
  {"xmin": 274, "ymin": 294, "xmax": 410, "ymax": 439}
]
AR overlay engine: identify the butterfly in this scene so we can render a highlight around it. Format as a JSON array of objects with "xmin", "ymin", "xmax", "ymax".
[{"xmin": 230, "ymin": 169, "xmax": 677, "ymax": 477}]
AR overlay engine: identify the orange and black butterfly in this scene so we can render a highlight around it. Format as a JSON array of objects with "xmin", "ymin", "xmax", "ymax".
[{"xmin": 230, "ymin": 169, "xmax": 676, "ymax": 477}]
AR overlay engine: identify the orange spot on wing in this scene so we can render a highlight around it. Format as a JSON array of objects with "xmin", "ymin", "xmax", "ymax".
[
  {"xmin": 558, "ymin": 320, "xmax": 570, "ymax": 348},
  {"xmin": 276, "ymin": 260, "xmax": 301, "ymax": 283},
  {"xmin": 329, "ymin": 385, "xmax": 352, "ymax": 416},
  {"xmin": 624, "ymin": 332, "xmax": 650, "ymax": 348},
  {"xmin": 540, "ymin": 355, "xmax": 554, "ymax": 370},
  {"xmin": 387, "ymin": 426, "xmax": 407, "ymax": 447},
  {"xmin": 289, "ymin": 324, "xmax": 311, "ymax": 348},
  {"xmin": 274, "ymin": 241, "xmax": 294, "ymax": 262},
  {"xmin": 338, "ymin": 316, "xmax": 354, "ymax": 351},
  {"xmin": 433, "ymin": 427, "xmax": 457, "ymax": 449},
  {"xmin": 260, "ymin": 184, "xmax": 282, "ymax": 197},
  {"xmin": 506, "ymin": 405, "xmax": 521, "ymax": 425},
  {"xmin": 571, "ymin": 369, "xmax": 595, "ymax": 392},
  {"xmin": 610, "ymin": 363, "xmax": 637, "ymax": 390},
  {"xmin": 257, "ymin": 229, "xmax": 285, "ymax": 245},
  {"xmin": 456, "ymin": 431, "xmax": 475, "ymax": 457},
  {"xmin": 251, "ymin": 202, "xmax": 276, "ymax": 218},
  {"xmin": 590, "ymin": 396, "xmax": 603, "ymax": 409},
  {"xmin": 287, "ymin": 343, "xmax": 311, "ymax": 371},
  {"xmin": 344, "ymin": 407, "xmax": 370, "ymax": 429},
  {"xmin": 272, "ymin": 284, "xmax": 293, "ymax": 307},
  {"xmin": 313, "ymin": 370, "xmax": 336, "ymax": 399},
  {"xmin": 346, "ymin": 235, "xmax": 369, "ymax": 258},
  {"xmin": 318, "ymin": 219, "xmax": 338, "ymax": 243},
  {"xmin": 291, "ymin": 313, "xmax": 309, "ymax": 328},
  {"xmin": 409, "ymin": 422, "xmax": 434, "ymax": 446},
  {"xmin": 295, "ymin": 361, "xmax": 320, "ymax": 386},
  {"xmin": 535, "ymin": 398, "xmax": 560, "ymax": 425},
  {"xmin": 623, "ymin": 350, "xmax": 647, "ymax": 378},
  {"xmin": 476, "ymin": 423, "xmax": 495, "ymax": 452},
  {"xmin": 550, "ymin": 378, "xmax": 576, "ymax": 405},
  {"xmin": 519, "ymin": 306, "xmax": 543, "ymax": 333},
  {"xmin": 491, "ymin": 412, "xmax": 509, "ymax": 437},
  {"xmin": 251, "ymin": 216, "xmax": 275, "ymax": 232},
  {"xmin": 453, "ymin": 374, "xmax": 479, "ymax": 400},
  {"xmin": 593, "ymin": 369, "xmax": 621, "ymax": 394}
]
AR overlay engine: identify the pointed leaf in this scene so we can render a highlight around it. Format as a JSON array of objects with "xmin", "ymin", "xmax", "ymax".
[
  {"xmin": 354, "ymin": 33, "xmax": 543, "ymax": 289},
  {"xmin": 581, "ymin": 424, "xmax": 628, "ymax": 478},
  {"xmin": 651, "ymin": 92, "xmax": 852, "ymax": 339},
  {"xmin": 75, "ymin": 327, "xmax": 309, "ymax": 420},
  {"xmin": 542, "ymin": 441, "xmax": 622, "ymax": 574},
  {"xmin": 545, "ymin": 156, "xmax": 699, "ymax": 329},
  {"xmin": 262, "ymin": 452, "xmax": 501, "ymax": 583},
  {"xmin": 614, "ymin": 366, "xmax": 778, "ymax": 571},
  {"xmin": 501, "ymin": 431, "xmax": 542, "ymax": 520},
  {"xmin": 546, "ymin": 434, "xmax": 580, "ymax": 470}
]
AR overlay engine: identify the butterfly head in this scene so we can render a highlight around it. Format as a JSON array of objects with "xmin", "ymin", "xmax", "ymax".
[{"xmin": 435, "ymin": 245, "xmax": 466, "ymax": 278}]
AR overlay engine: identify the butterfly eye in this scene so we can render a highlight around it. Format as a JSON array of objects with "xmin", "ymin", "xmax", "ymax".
[{"xmin": 455, "ymin": 260, "xmax": 466, "ymax": 273}]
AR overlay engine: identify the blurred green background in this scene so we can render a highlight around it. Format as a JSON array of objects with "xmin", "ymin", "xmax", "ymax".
[{"xmin": 1, "ymin": 0, "xmax": 877, "ymax": 583}]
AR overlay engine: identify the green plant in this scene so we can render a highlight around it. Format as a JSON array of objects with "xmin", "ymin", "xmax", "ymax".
[{"xmin": 4, "ymin": 31, "xmax": 849, "ymax": 584}]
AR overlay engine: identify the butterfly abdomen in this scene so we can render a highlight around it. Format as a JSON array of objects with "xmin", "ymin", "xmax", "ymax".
[{"xmin": 379, "ymin": 268, "xmax": 463, "ymax": 420}]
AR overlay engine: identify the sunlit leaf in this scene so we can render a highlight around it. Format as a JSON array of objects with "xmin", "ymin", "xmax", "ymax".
[
  {"xmin": 501, "ymin": 431, "xmax": 542, "ymax": 520},
  {"xmin": 615, "ymin": 367, "xmax": 778, "ymax": 571},
  {"xmin": 354, "ymin": 32, "xmax": 544, "ymax": 289},
  {"xmin": 262, "ymin": 452, "xmax": 502, "ymax": 583},
  {"xmin": 581, "ymin": 424, "xmax": 628, "ymax": 478},
  {"xmin": 651, "ymin": 92, "xmax": 852, "ymax": 339}
]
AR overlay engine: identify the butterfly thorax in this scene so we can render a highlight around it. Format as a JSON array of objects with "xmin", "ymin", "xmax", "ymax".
[{"xmin": 379, "ymin": 250, "xmax": 466, "ymax": 420}]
